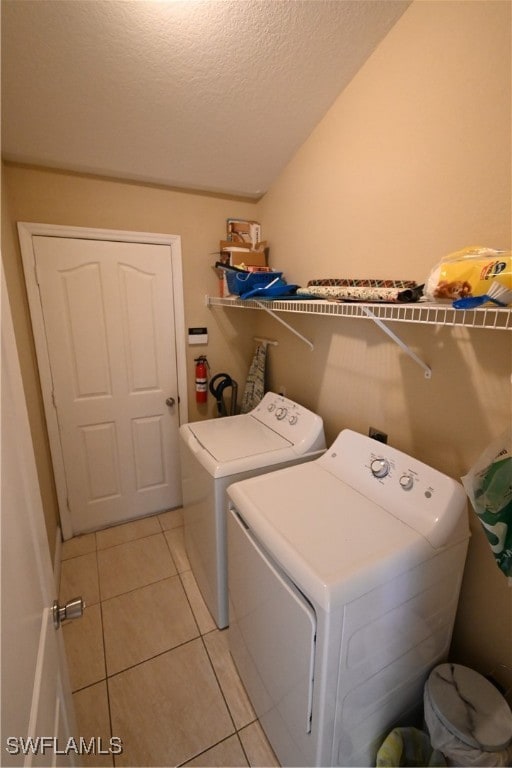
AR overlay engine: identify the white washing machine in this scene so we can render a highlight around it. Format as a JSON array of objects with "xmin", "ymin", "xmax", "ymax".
[
  {"xmin": 227, "ymin": 429, "xmax": 470, "ymax": 767},
  {"xmin": 179, "ymin": 392, "xmax": 325, "ymax": 629}
]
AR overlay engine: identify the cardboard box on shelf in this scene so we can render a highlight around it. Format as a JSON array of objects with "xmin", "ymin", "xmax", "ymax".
[
  {"xmin": 219, "ymin": 240, "xmax": 268, "ymax": 268},
  {"xmin": 226, "ymin": 219, "xmax": 261, "ymax": 246}
]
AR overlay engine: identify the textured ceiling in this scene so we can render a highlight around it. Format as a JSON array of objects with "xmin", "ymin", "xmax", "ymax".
[{"xmin": 2, "ymin": 0, "xmax": 410, "ymax": 198}]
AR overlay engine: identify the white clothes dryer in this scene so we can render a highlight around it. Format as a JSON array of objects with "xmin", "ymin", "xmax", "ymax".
[
  {"xmin": 227, "ymin": 429, "xmax": 470, "ymax": 767},
  {"xmin": 179, "ymin": 392, "xmax": 325, "ymax": 629}
]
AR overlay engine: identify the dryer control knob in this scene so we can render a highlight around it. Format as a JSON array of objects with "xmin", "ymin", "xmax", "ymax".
[
  {"xmin": 399, "ymin": 474, "xmax": 414, "ymax": 491},
  {"xmin": 267, "ymin": 403, "xmax": 275, "ymax": 412},
  {"xmin": 289, "ymin": 415, "xmax": 298, "ymax": 425},
  {"xmin": 371, "ymin": 458, "xmax": 389, "ymax": 478},
  {"xmin": 275, "ymin": 407, "xmax": 287, "ymax": 420}
]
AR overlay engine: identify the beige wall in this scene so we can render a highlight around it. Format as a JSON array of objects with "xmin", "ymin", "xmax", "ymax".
[
  {"xmin": 2, "ymin": 0, "xmax": 511, "ymax": 690},
  {"xmin": 2, "ymin": 165, "xmax": 259, "ymax": 557},
  {"xmin": 256, "ymin": 0, "xmax": 512, "ymax": 688},
  {"xmin": 2, "ymin": 173, "xmax": 60, "ymax": 559}
]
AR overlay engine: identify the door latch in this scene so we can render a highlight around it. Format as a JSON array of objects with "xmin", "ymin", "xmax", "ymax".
[{"xmin": 52, "ymin": 597, "xmax": 85, "ymax": 629}]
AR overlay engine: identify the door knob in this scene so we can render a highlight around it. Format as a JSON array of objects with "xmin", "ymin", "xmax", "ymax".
[
  {"xmin": 166, "ymin": 396, "xmax": 176, "ymax": 407},
  {"xmin": 52, "ymin": 597, "xmax": 85, "ymax": 629}
]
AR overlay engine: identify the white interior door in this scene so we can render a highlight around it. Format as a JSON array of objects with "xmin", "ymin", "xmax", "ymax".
[
  {"xmin": 1, "ymin": 269, "xmax": 76, "ymax": 766},
  {"xmin": 20, "ymin": 224, "xmax": 188, "ymax": 537}
]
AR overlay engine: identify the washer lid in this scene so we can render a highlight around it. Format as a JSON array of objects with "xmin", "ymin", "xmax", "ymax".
[
  {"xmin": 188, "ymin": 415, "xmax": 291, "ymax": 463},
  {"xmin": 227, "ymin": 461, "xmax": 430, "ymax": 610},
  {"xmin": 426, "ymin": 664, "xmax": 512, "ymax": 751}
]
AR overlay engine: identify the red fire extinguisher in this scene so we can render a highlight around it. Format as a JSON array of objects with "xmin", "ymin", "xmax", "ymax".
[{"xmin": 194, "ymin": 356, "xmax": 209, "ymax": 404}]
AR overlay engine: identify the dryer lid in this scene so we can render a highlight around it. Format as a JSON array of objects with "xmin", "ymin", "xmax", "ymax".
[
  {"xmin": 188, "ymin": 415, "xmax": 291, "ymax": 463},
  {"xmin": 426, "ymin": 664, "xmax": 512, "ymax": 751}
]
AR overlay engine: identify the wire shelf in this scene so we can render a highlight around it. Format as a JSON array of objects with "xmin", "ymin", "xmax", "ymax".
[{"xmin": 207, "ymin": 296, "xmax": 512, "ymax": 330}]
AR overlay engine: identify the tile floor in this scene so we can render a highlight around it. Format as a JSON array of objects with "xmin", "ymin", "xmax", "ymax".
[{"xmin": 59, "ymin": 509, "xmax": 279, "ymax": 767}]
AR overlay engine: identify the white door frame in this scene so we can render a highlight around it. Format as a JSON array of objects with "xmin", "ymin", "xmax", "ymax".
[{"xmin": 18, "ymin": 222, "xmax": 189, "ymax": 541}]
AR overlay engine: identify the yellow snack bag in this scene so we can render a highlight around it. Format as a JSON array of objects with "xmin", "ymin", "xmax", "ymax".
[{"xmin": 425, "ymin": 246, "xmax": 512, "ymax": 302}]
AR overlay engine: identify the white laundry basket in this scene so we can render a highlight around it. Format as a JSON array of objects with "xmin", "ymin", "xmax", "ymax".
[{"xmin": 424, "ymin": 664, "xmax": 512, "ymax": 767}]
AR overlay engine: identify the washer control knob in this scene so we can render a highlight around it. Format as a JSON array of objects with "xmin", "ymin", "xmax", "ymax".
[
  {"xmin": 371, "ymin": 458, "xmax": 389, "ymax": 478},
  {"xmin": 267, "ymin": 403, "xmax": 275, "ymax": 412},
  {"xmin": 289, "ymin": 415, "xmax": 298, "ymax": 425},
  {"xmin": 399, "ymin": 474, "xmax": 414, "ymax": 491},
  {"xmin": 275, "ymin": 407, "xmax": 287, "ymax": 420}
]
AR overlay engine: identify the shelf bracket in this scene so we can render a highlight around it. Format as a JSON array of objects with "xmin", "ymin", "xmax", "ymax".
[
  {"xmin": 362, "ymin": 306, "xmax": 432, "ymax": 379},
  {"xmin": 254, "ymin": 301, "xmax": 314, "ymax": 350}
]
